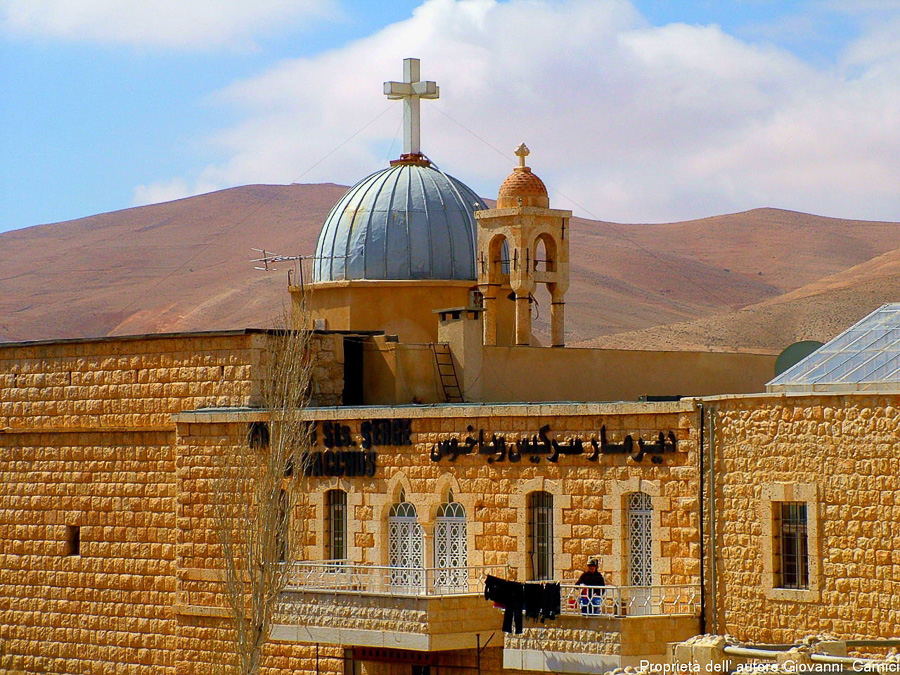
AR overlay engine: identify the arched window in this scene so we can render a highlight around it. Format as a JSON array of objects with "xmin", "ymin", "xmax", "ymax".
[
  {"xmin": 627, "ymin": 492, "xmax": 652, "ymax": 585},
  {"xmin": 488, "ymin": 234, "xmax": 511, "ymax": 277},
  {"xmin": 627, "ymin": 492, "xmax": 653, "ymax": 614},
  {"xmin": 534, "ymin": 235, "xmax": 556, "ymax": 273},
  {"xmin": 388, "ymin": 498, "xmax": 424, "ymax": 590},
  {"xmin": 528, "ymin": 491, "xmax": 554, "ymax": 581},
  {"xmin": 325, "ymin": 489, "xmax": 347, "ymax": 561},
  {"xmin": 434, "ymin": 498, "xmax": 467, "ymax": 590}
]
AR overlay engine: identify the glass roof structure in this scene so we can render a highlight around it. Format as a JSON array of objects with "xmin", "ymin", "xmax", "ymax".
[{"xmin": 767, "ymin": 304, "xmax": 900, "ymax": 393}]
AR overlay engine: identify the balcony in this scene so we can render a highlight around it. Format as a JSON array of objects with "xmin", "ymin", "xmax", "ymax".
[
  {"xmin": 272, "ymin": 562, "xmax": 510, "ymax": 651},
  {"xmin": 272, "ymin": 564, "xmax": 701, "ymax": 668},
  {"xmin": 558, "ymin": 583, "xmax": 700, "ymax": 617},
  {"xmin": 502, "ymin": 583, "xmax": 702, "ymax": 673}
]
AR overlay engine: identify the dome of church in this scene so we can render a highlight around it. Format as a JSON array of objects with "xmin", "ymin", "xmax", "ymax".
[
  {"xmin": 312, "ymin": 161, "xmax": 487, "ymax": 282},
  {"xmin": 497, "ymin": 144, "xmax": 549, "ymax": 209},
  {"xmin": 497, "ymin": 169, "xmax": 548, "ymax": 208}
]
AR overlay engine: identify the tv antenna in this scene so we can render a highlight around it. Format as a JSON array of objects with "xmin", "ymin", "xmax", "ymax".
[{"xmin": 251, "ymin": 248, "xmax": 306, "ymax": 288}]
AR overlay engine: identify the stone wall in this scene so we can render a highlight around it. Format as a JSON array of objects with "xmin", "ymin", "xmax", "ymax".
[
  {"xmin": 504, "ymin": 614, "xmax": 701, "ymax": 670},
  {"xmin": 0, "ymin": 331, "xmax": 702, "ymax": 673},
  {"xmin": 0, "ymin": 428, "xmax": 178, "ymax": 674},
  {"xmin": 177, "ymin": 401, "xmax": 701, "ymax": 589},
  {"xmin": 173, "ymin": 401, "xmax": 701, "ymax": 670},
  {"xmin": 275, "ymin": 591, "xmax": 502, "ymax": 651},
  {"xmin": 505, "ymin": 616, "xmax": 623, "ymax": 657},
  {"xmin": 0, "ymin": 332, "xmax": 263, "ymax": 430},
  {"xmin": 708, "ymin": 392, "xmax": 900, "ymax": 643},
  {"xmin": 172, "ymin": 415, "xmax": 354, "ymax": 675},
  {"xmin": 0, "ymin": 330, "xmax": 345, "ymax": 431},
  {"xmin": 308, "ymin": 333, "xmax": 345, "ymax": 407},
  {"xmin": 0, "ymin": 330, "xmax": 344, "ymax": 674},
  {"xmin": 174, "ymin": 612, "xmax": 344, "ymax": 675}
]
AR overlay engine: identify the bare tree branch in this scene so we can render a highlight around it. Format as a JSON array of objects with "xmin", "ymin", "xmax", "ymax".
[{"xmin": 214, "ymin": 304, "xmax": 314, "ymax": 675}]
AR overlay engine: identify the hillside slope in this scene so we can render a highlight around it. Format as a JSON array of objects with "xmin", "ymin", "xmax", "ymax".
[
  {"xmin": 3, "ymin": 185, "xmax": 899, "ymax": 346},
  {"xmin": 577, "ymin": 247, "xmax": 900, "ymax": 353}
]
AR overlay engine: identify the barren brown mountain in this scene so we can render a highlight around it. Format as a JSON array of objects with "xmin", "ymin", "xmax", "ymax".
[
  {"xmin": 579, "ymin": 245, "xmax": 900, "ymax": 354},
  {"xmin": 2, "ymin": 184, "xmax": 899, "ymax": 348},
  {"xmin": 0, "ymin": 184, "xmax": 345, "ymax": 342}
]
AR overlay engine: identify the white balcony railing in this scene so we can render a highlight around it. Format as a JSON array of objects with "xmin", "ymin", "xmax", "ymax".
[
  {"xmin": 560, "ymin": 583, "xmax": 700, "ymax": 617},
  {"xmin": 284, "ymin": 561, "xmax": 512, "ymax": 597},
  {"xmin": 283, "ymin": 563, "xmax": 699, "ymax": 616}
]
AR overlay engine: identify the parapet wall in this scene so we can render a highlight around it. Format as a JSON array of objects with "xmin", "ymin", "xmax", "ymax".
[
  {"xmin": 0, "ymin": 330, "xmax": 345, "ymax": 431},
  {"xmin": 360, "ymin": 338, "xmax": 777, "ymax": 406},
  {"xmin": 480, "ymin": 346, "xmax": 776, "ymax": 403}
]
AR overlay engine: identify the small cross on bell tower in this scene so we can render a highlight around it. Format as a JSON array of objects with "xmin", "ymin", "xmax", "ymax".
[
  {"xmin": 384, "ymin": 58, "xmax": 439, "ymax": 164},
  {"xmin": 515, "ymin": 143, "xmax": 529, "ymax": 168}
]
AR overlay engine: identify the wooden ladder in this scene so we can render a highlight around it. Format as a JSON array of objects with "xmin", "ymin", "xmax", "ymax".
[{"xmin": 432, "ymin": 343, "xmax": 464, "ymax": 403}]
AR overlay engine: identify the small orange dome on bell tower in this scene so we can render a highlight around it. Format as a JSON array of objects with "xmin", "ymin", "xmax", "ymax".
[{"xmin": 497, "ymin": 143, "xmax": 550, "ymax": 208}]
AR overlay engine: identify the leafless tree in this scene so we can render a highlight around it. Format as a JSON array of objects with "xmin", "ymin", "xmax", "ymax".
[{"xmin": 214, "ymin": 312, "xmax": 315, "ymax": 675}]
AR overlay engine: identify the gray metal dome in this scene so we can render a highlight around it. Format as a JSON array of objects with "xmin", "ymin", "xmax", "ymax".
[{"xmin": 312, "ymin": 162, "xmax": 487, "ymax": 282}]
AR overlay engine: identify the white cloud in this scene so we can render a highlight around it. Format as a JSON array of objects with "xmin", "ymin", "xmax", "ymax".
[
  {"xmin": 133, "ymin": 178, "xmax": 191, "ymax": 206},
  {"xmin": 0, "ymin": 0, "xmax": 336, "ymax": 49},
  {"xmin": 134, "ymin": 0, "xmax": 900, "ymax": 223},
  {"xmin": 841, "ymin": 15, "xmax": 900, "ymax": 72}
]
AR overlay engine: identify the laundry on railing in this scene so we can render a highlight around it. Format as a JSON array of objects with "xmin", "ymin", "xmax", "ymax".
[
  {"xmin": 484, "ymin": 575, "xmax": 561, "ymax": 634},
  {"xmin": 524, "ymin": 581, "xmax": 561, "ymax": 622},
  {"xmin": 484, "ymin": 574, "xmax": 523, "ymax": 634}
]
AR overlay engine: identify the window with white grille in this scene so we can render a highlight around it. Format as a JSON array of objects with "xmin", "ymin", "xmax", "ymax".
[
  {"xmin": 388, "ymin": 500, "xmax": 424, "ymax": 589},
  {"xmin": 627, "ymin": 492, "xmax": 652, "ymax": 587},
  {"xmin": 434, "ymin": 500, "xmax": 467, "ymax": 589}
]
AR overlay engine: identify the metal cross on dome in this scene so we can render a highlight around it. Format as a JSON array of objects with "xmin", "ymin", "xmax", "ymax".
[{"xmin": 384, "ymin": 58, "xmax": 439, "ymax": 157}]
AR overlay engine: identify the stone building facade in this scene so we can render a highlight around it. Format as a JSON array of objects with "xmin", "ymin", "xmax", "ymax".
[
  {"xmin": 176, "ymin": 401, "xmax": 703, "ymax": 672},
  {"xmin": 0, "ymin": 330, "xmax": 348, "ymax": 674},
  {"xmin": 703, "ymin": 391, "xmax": 900, "ymax": 644},
  {"xmin": 0, "ymin": 131, "xmax": 778, "ymax": 670},
  {"xmin": 6, "ymin": 326, "xmax": 900, "ymax": 673},
  {"xmin": 1, "ymin": 327, "xmax": 708, "ymax": 674},
  {"xmin": 7, "ymin": 56, "xmax": 894, "ymax": 675}
]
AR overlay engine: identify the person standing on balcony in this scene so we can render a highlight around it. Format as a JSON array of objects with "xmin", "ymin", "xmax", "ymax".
[{"xmin": 575, "ymin": 560, "xmax": 606, "ymax": 615}]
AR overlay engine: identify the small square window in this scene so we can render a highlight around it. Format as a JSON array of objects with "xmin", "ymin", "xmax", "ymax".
[{"xmin": 65, "ymin": 525, "xmax": 80, "ymax": 556}]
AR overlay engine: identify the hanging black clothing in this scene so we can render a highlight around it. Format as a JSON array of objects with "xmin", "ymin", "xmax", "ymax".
[
  {"xmin": 502, "ymin": 595, "xmax": 523, "ymax": 635},
  {"xmin": 484, "ymin": 575, "xmax": 524, "ymax": 634},
  {"xmin": 541, "ymin": 582, "xmax": 561, "ymax": 621},
  {"xmin": 484, "ymin": 575, "xmax": 506, "ymax": 605},
  {"xmin": 523, "ymin": 583, "xmax": 543, "ymax": 620},
  {"xmin": 486, "ymin": 577, "xmax": 562, "ymax": 630}
]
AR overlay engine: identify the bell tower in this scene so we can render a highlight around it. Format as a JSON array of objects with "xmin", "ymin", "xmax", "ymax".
[{"xmin": 476, "ymin": 144, "xmax": 572, "ymax": 346}]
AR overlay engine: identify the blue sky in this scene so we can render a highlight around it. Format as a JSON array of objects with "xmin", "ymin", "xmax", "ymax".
[{"xmin": 2, "ymin": 0, "xmax": 899, "ymax": 233}]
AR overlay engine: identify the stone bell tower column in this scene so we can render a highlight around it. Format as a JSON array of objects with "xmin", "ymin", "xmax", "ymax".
[{"xmin": 475, "ymin": 144, "xmax": 572, "ymax": 346}]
